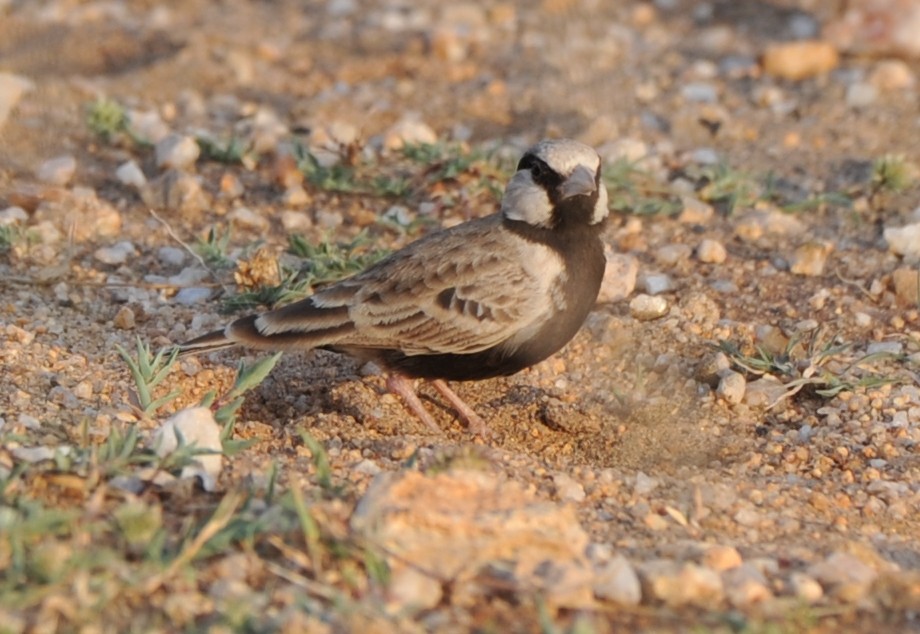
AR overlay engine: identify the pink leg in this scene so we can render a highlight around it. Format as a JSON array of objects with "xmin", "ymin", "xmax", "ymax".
[
  {"xmin": 386, "ymin": 374, "xmax": 441, "ymax": 433},
  {"xmin": 430, "ymin": 379, "xmax": 491, "ymax": 438}
]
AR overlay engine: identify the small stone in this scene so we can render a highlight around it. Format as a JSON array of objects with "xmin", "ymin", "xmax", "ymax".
[
  {"xmin": 629, "ymin": 294, "xmax": 669, "ymax": 321},
  {"xmin": 229, "ymin": 206, "xmax": 269, "ymax": 232},
  {"xmin": 116, "ymin": 160, "xmax": 147, "ymax": 188},
  {"xmin": 717, "ymin": 371, "xmax": 746, "ymax": 405},
  {"xmin": 128, "ymin": 109, "xmax": 170, "ymax": 144},
  {"xmin": 639, "ymin": 273, "xmax": 674, "ymax": 295},
  {"xmin": 157, "ymin": 246, "xmax": 187, "ymax": 267},
  {"xmin": 634, "ymin": 471, "xmax": 659, "ymax": 495},
  {"xmin": 870, "ymin": 59, "xmax": 916, "ymax": 91},
  {"xmin": 762, "ymin": 40, "xmax": 839, "ymax": 80},
  {"xmin": 282, "ymin": 184, "xmax": 310, "ymax": 207},
  {"xmin": 598, "ymin": 251, "xmax": 639, "ymax": 303},
  {"xmin": 681, "ymin": 82, "xmax": 718, "ymax": 103},
  {"xmin": 73, "ymin": 380, "xmax": 93, "ymax": 400},
  {"xmin": 884, "ymin": 222, "xmax": 920, "ymax": 258},
  {"xmin": 866, "ymin": 341, "xmax": 903, "ymax": 356},
  {"xmin": 155, "ymin": 134, "xmax": 201, "ymax": 170},
  {"xmin": 678, "ymin": 196, "xmax": 715, "ymax": 224},
  {"xmin": 655, "ymin": 243, "xmax": 693, "ymax": 266},
  {"xmin": 599, "ymin": 137, "xmax": 649, "ymax": 164},
  {"xmin": 383, "ymin": 116, "xmax": 438, "ymax": 151},
  {"xmin": 735, "ymin": 209, "xmax": 806, "ymax": 241},
  {"xmin": 174, "ymin": 287, "xmax": 213, "ymax": 305},
  {"xmin": 280, "ymin": 210, "xmax": 313, "ymax": 233},
  {"xmin": 36, "ymin": 155, "xmax": 77, "ymax": 186},
  {"xmin": 696, "ymin": 239, "xmax": 727, "ymax": 263},
  {"xmin": 94, "ymin": 240, "xmax": 137, "ymax": 265},
  {"xmin": 846, "ymin": 82, "xmax": 878, "ymax": 108},
  {"xmin": 113, "ymin": 305, "xmax": 136, "ymax": 330},
  {"xmin": 153, "ymin": 407, "xmax": 223, "ymax": 492},
  {"xmin": 807, "ymin": 552, "xmax": 878, "ymax": 602},
  {"xmin": 553, "ymin": 472, "xmax": 586, "ymax": 503},
  {"xmin": 639, "ymin": 561, "xmax": 724, "ymax": 608},
  {"xmin": 723, "ymin": 563, "xmax": 772, "ymax": 608},
  {"xmin": 703, "ymin": 545, "xmax": 742, "ymax": 572},
  {"xmin": 790, "ymin": 241, "xmax": 833, "ymax": 276},
  {"xmin": 790, "ymin": 572, "xmax": 823, "ymax": 603},
  {"xmin": 892, "ymin": 267, "xmax": 920, "ymax": 305},
  {"xmin": 0, "ymin": 206, "xmax": 28, "ymax": 226},
  {"xmin": 696, "ymin": 351, "xmax": 731, "ymax": 387},
  {"xmin": 0, "ymin": 72, "xmax": 35, "ymax": 128},
  {"xmin": 744, "ymin": 376, "xmax": 788, "ymax": 408},
  {"xmin": 593, "ymin": 554, "xmax": 642, "ymax": 605}
]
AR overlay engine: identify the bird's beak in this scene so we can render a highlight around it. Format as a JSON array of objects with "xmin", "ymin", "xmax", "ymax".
[{"xmin": 559, "ymin": 164, "xmax": 597, "ymax": 199}]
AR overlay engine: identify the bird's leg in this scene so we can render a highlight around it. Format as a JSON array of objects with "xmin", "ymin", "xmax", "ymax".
[
  {"xmin": 430, "ymin": 379, "xmax": 491, "ymax": 438},
  {"xmin": 385, "ymin": 374, "xmax": 441, "ymax": 433}
]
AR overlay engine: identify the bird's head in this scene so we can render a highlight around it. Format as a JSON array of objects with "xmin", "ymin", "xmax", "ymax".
[{"xmin": 501, "ymin": 139, "xmax": 609, "ymax": 230}]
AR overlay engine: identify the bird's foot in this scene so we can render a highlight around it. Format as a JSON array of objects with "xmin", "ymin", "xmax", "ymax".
[
  {"xmin": 386, "ymin": 374, "xmax": 441, "ymax": 434},
  {"xmin": 430, "ymin": 379, "xmax": 492, "ymax": 439}
]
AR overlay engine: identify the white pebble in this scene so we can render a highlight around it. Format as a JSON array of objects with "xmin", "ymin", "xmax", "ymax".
[
  {"xmin": 639, "ymin": 273, "xmax": 674, "ymax": 295},
  {"xmin": 593, "ymin": 554, "xmax": 642, "ymax": 605},
  {"xmin": 846, "ymin": 82, "xmax": 877, "ymax": 109},
  {"xmin": 157, "ymin": 246, "xmax": 187, "ymax": 267},
  {"xmin": 599, "ymin": 251, "xmax": 639, "ymax": 303},
  {"xmin": 155, "ymin": 133, "xmax": 200, "ymax": 170},
  {"xmin": 280, "ymin": 210, "xmax": 313, "ymax": 233},
  {"xmin": 717, "ymin": 371, "xmax": 746, "ymax": 404},
  {"xmin": 383, "ymin": 116, "xmax": 438, "ymax": 150},
  {"xmin": 116, "ymin": 160, "xmax": 147, "ymax": 188},
  {"xmin": 153, "ymin": 407, "xmax": 223, "ymax": 492},
  {"xmin": 884, "ymin": 222, "xmax": 920, "ymax": 258},
  {"xmin": 553, "ymin": 472, "xmax": 586, "ymax": 503},
  {"xmin": 94, "ymin": 240, "xmax": 137, "ymax": 265},
  {"xmin": 630, "ymin": 294, "xmax": 669, "ymax": 321},
  {"xmin": 229, "ymin": 205, "xmax": 269, "ymax": 231}
]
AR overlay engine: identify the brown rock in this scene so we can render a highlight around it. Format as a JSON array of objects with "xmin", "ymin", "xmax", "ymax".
[
  {"xmin": 762, "ymin": 41, "xmax": 839, "ymax": 81},
  {"xmin": 351, "ymin": 469, "xmax": 594, "ymax": 611},
  {"xmin": 892, "ymin": 267, "xmax": 920, "ymax": 306}
]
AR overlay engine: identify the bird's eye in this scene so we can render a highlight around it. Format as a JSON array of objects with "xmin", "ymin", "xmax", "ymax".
[{"xmin": 529, "ymin": 161, "xmax": 546, "ymax": 178}]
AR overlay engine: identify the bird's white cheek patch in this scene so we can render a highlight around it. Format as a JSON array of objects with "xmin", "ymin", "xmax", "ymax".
[
  {"xmin": 501, "ymin": 171, "xmax": 553, "ymax": 228},
  {"xmin": 592, "ymin": 182, "xmax": 610, "ymax": 224}
]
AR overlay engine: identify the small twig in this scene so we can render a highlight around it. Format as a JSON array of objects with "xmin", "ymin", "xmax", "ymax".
[
  {"xmin": 148, "ymin": 208, "xmax": 212, "ymax": 273},
  {"xmin": 834, "ymin": 267, "xmax": 877, "ymax": 303}
]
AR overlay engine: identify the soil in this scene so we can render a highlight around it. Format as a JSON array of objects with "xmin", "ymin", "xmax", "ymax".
[{"xmin": 1, "ymin": 1, "xmax": 920, "ymax": 632}]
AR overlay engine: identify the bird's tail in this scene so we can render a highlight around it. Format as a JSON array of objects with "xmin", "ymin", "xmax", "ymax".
[{"xmin": 174, "ymin": 327, "xmax": 238, "ymax": 356}]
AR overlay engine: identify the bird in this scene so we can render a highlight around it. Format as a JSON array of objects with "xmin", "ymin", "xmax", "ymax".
[{"xmin": 177, "ymin": 138, "xmax": 610, "ymax": 436}]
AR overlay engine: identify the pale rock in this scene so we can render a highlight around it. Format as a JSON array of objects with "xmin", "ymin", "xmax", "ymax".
[
  {"xmin": 94, "ymin": 240, "xmax": 137, "ymax": 265},
  {"xmin": 639, "ymin": 273, "xmax": 674, "ymax": 295},
  {"xmin": 723, "ymin": 563, "xmax": 772, "ymax": 608},
  {"xmin": 174, "ymin": 287, "xmax": 214, "ymax": 305},
  {"xmin": 629, "ymin": 294, "xmax": 669, "ymax": 321},
  {"xmin": 870, "ymin": 59, "xmax": 916, "ymax": 91},
  {"xmin": 155, "ymin": 133, "xmax": 201, "ymax": 170},
  {"xmin": 152, "ymin": 407, "xmax": 223, "ymax": 492},
  {"xmin": 867, "ymin": 341, "xmax": 903, "ymax": 355},
  {"xmin": 128, "ymin": 109, "xmax": 170, "ymax": 144},
  {"xmin": 634, "ymin": 471, "xmax": 659, "ymax": 495},
  {"xmin": 598, "ymin": 250, "xmax": 638, "ymax": 303},
  {"xmin": 229, "ymin": 206, "xmax": 269, "ymax": 232},
  {"xmin": 678, "ymin": 196, "xmax": 715, "ymax": 224},
  {"xmin": 790, "ymin": 241, "xmax": 833, "ymax": 276},
  {"xmin": 0, "ymin": 206, "xmax": 28, "ymax": 226},
  {"xmin": 717, "ymin": 371, "xmax": 746, "ymax": 404},
  {"xmin": 807, "ymin": 552, "xmax": 879, "ymax": 602},
  {"xmin": 884, "ymin": 222, "xmax": 920, "ymax": 258},
  {"xmin": 157, "ymin": 246, "xmax": 187, "ymax": 267},
  {"xmin": 639, "ymin": 560, "xmax": 725, "ymax": 608},
  {"xmin": 696, "ymin": 351, "xmax": 731, "ymax": 387},
  {"xmin": 593, "ymin": 554, "xmax": 642, "ymax": 605},
  {"xmin": 790, "ymin": 572, "xmax": 824, "ymax": 603},
  {"xmin": 351, "ymin": 469, "xmax": 594, "ymax": 610},
  {"xmin": 282, "ymin": 185, "xmax": 310, "ymax": 207},
  {"xmin": 734, "ymin": 209, "xmax": 806, "ymax": 241},
  {"xmin": 383, "ymin": 116, "xmax": 438, "ymax": 150},
  {"xmin": 599, "ymin": 137, "xmax": 649, "ymax": 164},
  {"xmin": 388, "ymin": 566, "xmax": 443, "ymax": 613},
  {"xmin": 36, "ymin": 155, "xmax": 77, "ymax": 186},
  {"xmin": 116, "ymin": 160, "xmax": 147, "ymax": 188},
  {"xmin": 12, "ymin": 445, "xmax": 72, "ymax": 463},
  {"xmin": 696, "ymin": 238, "xmax": 727, "ymax": 263},
  {"xmin": 280, "ymin": 210, "xmax": 313, "ymax": 233},
  {"xmin": 0, "ymin": 72, "xmax": 35, "ymax": 128},
  {"xmin": 655, "ymin": 243, "xmax": 692, "ymax": 266},
  {"xmin": 553, "ymin": 472, "xmax": 586, "ymax": 503},
  {"xmin": 702, "ymin": 545, "xmax": 742, "ymax": 572}
]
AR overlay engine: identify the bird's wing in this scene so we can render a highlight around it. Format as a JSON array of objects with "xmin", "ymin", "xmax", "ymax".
[{"xmin": 250, "ymin": 217, "xmax": 567, "ymax": 356}]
